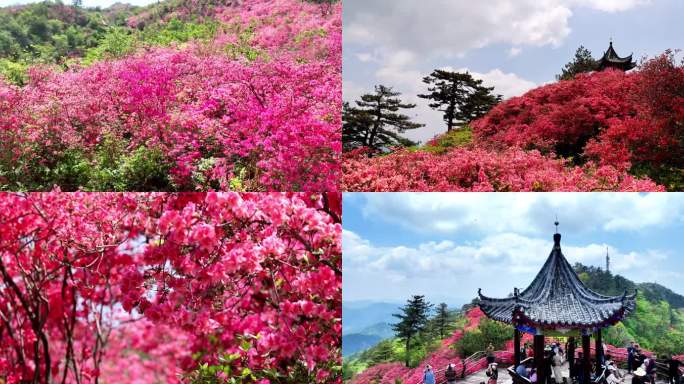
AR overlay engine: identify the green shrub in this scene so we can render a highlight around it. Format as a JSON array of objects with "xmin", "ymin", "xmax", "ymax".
[
  {"xmin": 454, "ymin": 318, "xmax": 512, "ymax": 358},
  {"xmin": 224, "ymin": 23, "xmax": 268, "ymax": 62},
  {"xmin": 83, "ymin": 28, "xmax": 137, "ymax": 64},
  {"xmin": 417, "ymin": 127, "xmax": 474, "ymax": 155},
  {"xmin": 141, "ymin": 18, "xmax": 219, "ymax": 46},
  {"xmin": 0, "ymin": 58, "xmax": 28, "ymax": 85},
  {"xmin": 117, "ymin": 145, "xmax": 173, "ymax": 191}
]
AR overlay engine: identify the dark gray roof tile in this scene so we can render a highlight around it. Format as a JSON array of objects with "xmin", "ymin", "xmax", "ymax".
[{"xmin": 478, "ymin": 233, "xmax": 637, "ymax": 329}]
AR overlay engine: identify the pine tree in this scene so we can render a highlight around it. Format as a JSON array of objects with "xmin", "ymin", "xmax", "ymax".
[
  {"xmin": 434, "ymin": 303, "xmax": 450, "ymax": 339},
  {"xmin": 392, "ymin": 295, "xmax": 432, "ymax": 367},
  {"xmin": 418, "ymin": 69, "xmax": 501, "ymax": 132},
  {"xmin": 557, "ymin": 46, "xmax": 598, "ymax": 81},
  {"xmin": 343, "ymin": 85, "xmax": 422, "ymax": 152}
]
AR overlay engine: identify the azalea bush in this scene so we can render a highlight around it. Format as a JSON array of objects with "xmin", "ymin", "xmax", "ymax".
[
  {"xmin": 342, "ymin": 147, "xmax": 663, "ymax": 192},
  {"xmin": 0, "ymin": 0, "xmax": 341, "ymax": 191},
  {"xmin": 344, "ymin": 52, "xmax": 683, "ymax": 192},
  {"xmin": 473, "ymin": 52, "xmax": 684, "ymax": 189},
  {"xmin": 0, "ymin": 192, "xmax": 342, "ymax": 383}
]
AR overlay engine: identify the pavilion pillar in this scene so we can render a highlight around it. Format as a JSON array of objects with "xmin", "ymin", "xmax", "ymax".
[
  {"xmin": 514, "ymin": 328, "xmax": 521, "ymax": 366},
  {"xmin": 534, "ymin": 333, "xmax": 546, "ymax": 384},
  {"xmin": 582, "ymin": 333, "xmax": 591, "ymax": 384},
  {"xmin": 596, "ymin": 329, "xmax": 604, "ymax": 369},
  {"xmin": 568, "ymin": 336, "xmax": 576, "ymax": 376}
]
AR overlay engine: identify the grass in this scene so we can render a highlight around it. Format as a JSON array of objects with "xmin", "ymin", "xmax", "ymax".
[{"xmin": 408, "ymin": 126, "xmax": 474, "ymax": 155}]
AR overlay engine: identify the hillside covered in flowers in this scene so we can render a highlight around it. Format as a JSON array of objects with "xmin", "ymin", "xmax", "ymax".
[
  {"xmin": 0, "ymin": 192, "xmax": 342, "ymax": 383},
  {"xmin": 0, "ymin": 0, "xmax": 341, "ymax": 191},
  {"xmin": 343, "ymin": 52, "xmax": 684, "ymax": 192}
]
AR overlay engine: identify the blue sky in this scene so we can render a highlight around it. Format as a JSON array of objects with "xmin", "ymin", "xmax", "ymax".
[
  {"xmin": 343, "ymin": 193, "xmax": 684, "ymax": 305},
  {"xmin": 344, "ymin": 0, "xmax": 684, "ymax": 143},
  {"xmin": 0, "ymin": 0, "xmax": 156, "ymax": 7}
]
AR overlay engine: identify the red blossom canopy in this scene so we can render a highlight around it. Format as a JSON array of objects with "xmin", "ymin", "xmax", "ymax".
[{"xmin": 0, "ymin": 192, "xmax": 341, "ymax": 383}]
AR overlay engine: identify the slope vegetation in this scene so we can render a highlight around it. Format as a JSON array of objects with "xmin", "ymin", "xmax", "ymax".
[
  {"xmin": 343, "ymin": 53, "xmax": 684, "ymax": 192},
  {"xmin": 0, "ymin": 0, "xmax": 341, "ymax": 191}
]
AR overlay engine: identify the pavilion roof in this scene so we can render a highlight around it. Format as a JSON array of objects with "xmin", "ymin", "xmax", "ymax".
[
  {"xmin": 478, "ymin": 233, "xmax": 637, "ymax": 330},
  {"xmin": 598, "ymin": 42, "xmax": 637, "ymax": 71}
]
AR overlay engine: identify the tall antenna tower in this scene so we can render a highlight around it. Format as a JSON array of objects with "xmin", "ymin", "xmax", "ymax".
[{"xmin": 606, "ymin": 246, "xmax": 610, "ymax": 273}]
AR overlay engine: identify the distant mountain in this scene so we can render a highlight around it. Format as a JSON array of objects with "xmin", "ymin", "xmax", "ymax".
[
  {"xmin": 343, "ymin": 321, "xmax": 395, "ymax": 356},
  {"xmin": 343, "ymin": 333, "xmax": 383, "ymax": 357},
  {"xmin": 343, "ymin": 302, "xmax": 400, "ymax": 335},
  {"xmin": 639, "ymin": 282, "xmax": 684, "ymax": 308},
  {"xmin": 358, "ymin": 322, "xmax": 394, "ymax": 339}
]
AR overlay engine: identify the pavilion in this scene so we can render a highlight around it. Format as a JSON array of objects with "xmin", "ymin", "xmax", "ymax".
[
  {"xmin": 597, "ymin": 41, "xmax": 637, "ymax": 71},
  {"xmin": 477, "ymin": 227, "xmax": 637, "ymax": 384}
]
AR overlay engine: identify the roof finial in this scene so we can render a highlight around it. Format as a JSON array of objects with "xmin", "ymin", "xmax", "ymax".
[{"xmin": 554, "ymin": 215, "xmax": 559, "ymax": 234}]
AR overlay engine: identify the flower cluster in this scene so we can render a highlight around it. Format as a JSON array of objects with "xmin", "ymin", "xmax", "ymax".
[
  {"xmin": 0, "ymin": 192, "xmax": 341, "ymax": 383},
  {"xmin": 473, "ymin": 53, "xmax": 684, "ymax": 171},
  {"xmin": 0, "ymin": 0, "xmax": 341, "ymax": 191},
  {"xmin": 342, "ymin": 147, "xmax": 662, "ymax": 192}
]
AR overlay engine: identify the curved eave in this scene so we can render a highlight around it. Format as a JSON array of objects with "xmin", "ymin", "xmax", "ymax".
[
  {"xmin": 478, "ymin": 301, "xmax": 516, "ymax": 325},
  {"xmin": 598, "ymin": 55, "xmax": 637, "ymax": 71},
  {"xmin": 513, "ymin": 300, "xmax": 634, "ymax": 330},
  {"xmin": 479, "ymin": 290, "xmax": 637, "ymax": 329}
]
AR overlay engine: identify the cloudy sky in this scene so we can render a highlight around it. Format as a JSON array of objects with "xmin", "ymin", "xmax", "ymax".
[
  {"xmin": 344, "ymin": 0, "xmax": 684, "ymax": 143},
  {"xmin": 343, "ymin": 193, "xmax": 684, "ymax": 305},
  {"xmin": 0, "ymin": 0, "xmax": 155, "ymax": 7}
]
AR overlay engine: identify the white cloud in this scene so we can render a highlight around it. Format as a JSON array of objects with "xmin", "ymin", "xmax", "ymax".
[
  {"xmin": 508, "ymin": 47, "xmax": 523, "ymax": 57},
  {"xmin": 570, "ymin": 0, "xmax": 651, "ymax": 12},
  {"xmin": 344, "ymin": 229, "xmax": 670, "ymax": 299},
  {"xmin": 355, "ymin": 53, "xmax": 374, "ymax": 63},
  {"xmin": 465, "ymin": 68, "xmax": 537, "ymax": 99},
  {"xmin": 342, "ymin": 80, "xmax": 365, "ymax": 104},
  {"xmin": 360, "ymin": 193, "xmax": 684, "ymax": 235},
  {"xmin": 344, "ymin": 0, "xmax": 650, "ymax": 59}
]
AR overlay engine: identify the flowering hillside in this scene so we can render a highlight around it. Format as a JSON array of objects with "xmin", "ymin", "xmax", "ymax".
[
  {"xmin": 349, "ymin": 308, "xmax": 488, "ymax": 384},
  {"xmin": 0, "ymin": 192, "xmax": 342, "ymax": 383},
  {"xmin": 343, "ymin": 52, "xmax": 683, "ymax": 192},
  {"xmin": 0, "ymin": 0, "xmax": 341, "ymax": 191}
]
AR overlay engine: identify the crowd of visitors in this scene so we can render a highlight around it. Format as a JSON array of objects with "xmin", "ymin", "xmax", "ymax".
[{"xmin": 421, "ymin": 340, "xmax": 681, "ymax": 384}]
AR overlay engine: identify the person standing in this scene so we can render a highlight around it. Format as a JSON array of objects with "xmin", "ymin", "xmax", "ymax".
[
  {"xmin": 487, "ymin": 343, "xmax": 496, "ymax": 364},
  {"xmin": 445, "ymin": 363, "xmax": 458, "ymax": 384},
  {"xmin": 645, "ymin": 356, "xmax": 656, "ymax": 384},
  {"xmin": 486, "ymin": 362, "xmax": 499, "ymax": 384},
  {"xmin": 575, "ymin": 352, "xmax": 585, "ymax": 384},
  {"xmin": 544, "ymin": 347, "xmax": 554, "ymax": 384},
  {"xmin": 628, "ymin": 342, "xmax": 636, "ymax": 374},
  {"xmin": 664, "ymin": 355, "xmax": 683, "ymax": 384},
  {"xmin": 552, "ymin": 350, "xmax": 564, "ymax": 384},
  {"xmin": 423, "ymin": 365, "xmax": 436, "ymax": 384}
]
